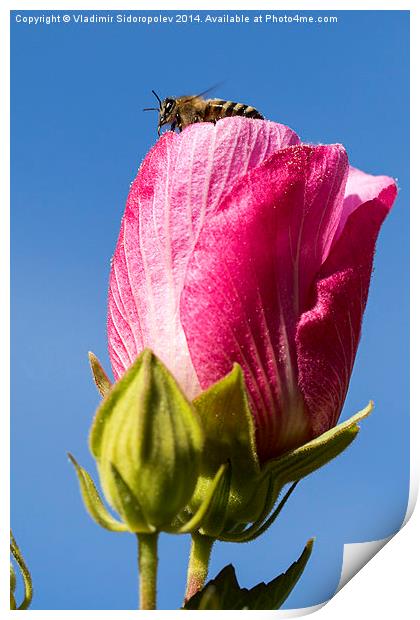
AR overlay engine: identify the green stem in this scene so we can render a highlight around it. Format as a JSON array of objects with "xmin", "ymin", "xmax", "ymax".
[
  {"xmin": 10, "ymin": 532, "xmax": 33, "ymax": 610},
  {"xmin": 137, "ymin": 532, "xmax": 158, "ymax": 610},
  {"xmin": 184, "ymin": 533, "xmax": 214, "ymax": 603}
]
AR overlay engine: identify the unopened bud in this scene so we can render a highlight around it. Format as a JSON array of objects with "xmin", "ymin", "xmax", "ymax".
[{"xmin": 89, "ymin": 349, "xmax": 204, "ymax": 532}]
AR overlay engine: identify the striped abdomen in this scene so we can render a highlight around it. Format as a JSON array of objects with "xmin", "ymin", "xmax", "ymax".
[{"xmin": 203, "ymin": 99, "xmax": 264, "ymax": 122}]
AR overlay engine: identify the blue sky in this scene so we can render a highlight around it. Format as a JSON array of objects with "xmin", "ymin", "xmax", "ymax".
[{"xmin": 11, "ymin": 10, "xmax": 409, "ymax": 610}]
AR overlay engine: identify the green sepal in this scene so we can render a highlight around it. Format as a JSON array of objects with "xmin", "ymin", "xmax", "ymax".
[
  {"xmin": 198, "ymin": 460, "xmax": 232, "ymax": 537},
  {"xmin": 171, "ymin": 463, "xmax": 231, "ymax": 536},
  {"xmin": 192, "ymin": 387, "xmax": 372, "ymax": 542},
  {"xmin": 90, "ymin": 350, "xmax": 204, "ymax": 530},
  {"xmin": 189, "ymin": 364, "xmax": 268, "ymax": 532},
  {"xmin": 10, "ymin": 531, "xmax": 33, "ymax": 610},
  {"xmin": 109, "ymin": 464, "xmax": 155, "ymax": 533},
  {"xmin": 218, "ymin": 403, "xmax": 373, "ymax": 542},
  {"xmin": 68, "ymin": 453, "xmax": 128, "ymax": 532},
  {"xmin": 184, "ymin": 539, "xmax": 314, "ymax": 610},
  {"xmin": 219, "ymin": 480, "xmax": 299, "ymax": 543},
  {"xmin": 193, "ymin": 363, "xmax": 259, "ymax": 480},
  {"xmin": 262, "ymin": 402, "xmax": 373, "ymax": 497},
  {"xmin": 88, "ymin": 351, "xmax": 112, "ymax": 398}
]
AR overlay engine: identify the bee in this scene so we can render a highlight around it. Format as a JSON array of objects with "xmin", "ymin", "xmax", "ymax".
[{"xmin": 144, "ymin": 88, "xmax": 264, "ymax": 135}]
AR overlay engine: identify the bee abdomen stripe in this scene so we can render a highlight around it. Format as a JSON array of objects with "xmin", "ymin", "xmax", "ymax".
[
  {"xmin": 233, "ymin": 103, "xmax": 247, "ymax": 114},
  {"xmin": 222, "ymin": 101, "xmax": 236, "ymax": 116},
  {"xmin": 244, "ymin": 106, "xmax": 264, "ymax": 119},
  {"xmin": 204, "ymin": 99, "xmax": 264, "ymax": 121},
  {"xmin": 205, "ymin": 100, "xmax": 226, "ymax": 120}
]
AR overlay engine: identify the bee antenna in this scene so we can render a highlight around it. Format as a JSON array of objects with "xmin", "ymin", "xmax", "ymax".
[
  {"xmin": 151, "ymin": 90, "xmax": 162, "ymax": 105},
  {"xmin": 143, "ymin": 107, "xmax": 159, "ymax": 111}
]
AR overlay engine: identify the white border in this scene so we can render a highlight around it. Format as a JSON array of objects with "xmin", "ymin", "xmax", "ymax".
[{"xmin": 2, "ymin": 2, "xmax": 417, "ymax": 618}]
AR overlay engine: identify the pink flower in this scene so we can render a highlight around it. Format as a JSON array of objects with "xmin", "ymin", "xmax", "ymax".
[{"xmin": 108, "ymin": 118, "xmax": 396, "ymax": 463}]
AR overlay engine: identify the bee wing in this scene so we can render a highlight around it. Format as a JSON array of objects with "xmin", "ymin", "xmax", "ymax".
[{"xmin": 181, "ymin": 82, "xmax": 225, "ymax": 103}]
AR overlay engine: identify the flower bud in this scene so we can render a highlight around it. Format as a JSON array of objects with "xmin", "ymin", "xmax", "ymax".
[
  {"xmin": 108, "ymin": 120, "xmax": 396, "ymax": 465},
  {"xmin": 89, "ymin": 349, "xmax": 204, "ymax": 532}
]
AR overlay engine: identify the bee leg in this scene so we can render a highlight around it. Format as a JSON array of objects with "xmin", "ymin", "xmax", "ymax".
[
  {"xmin": 202, "ymin": 114, "xmax": 216, "ymax": 125},
  {"xmin": 170, "ymin": 122, "xmax": 177, "ymax": 131}
]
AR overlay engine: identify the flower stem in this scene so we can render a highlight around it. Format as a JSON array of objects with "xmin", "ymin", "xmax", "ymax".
[
  {"xmin": 184, "ymin": 533, "xmax": 214, "ymax": 603},
  {"xmin": 137, "ymin": 532, "xmax": 158, "ymax": 610}
]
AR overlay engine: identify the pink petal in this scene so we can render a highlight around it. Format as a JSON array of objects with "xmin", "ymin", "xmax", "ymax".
[
  {"xmin": 296, "ymin": 182, "xmax": 396, "ymax": 437},
  {"xmin": 108, "ymin": 118, "xmax": 299, "ymax": 396},
  {"xmin": 181, "ymin": 144, "xmax": 349, "ymax": 462},
  {"xmin": 334, "ymin": 165, "xmax": 397, "ymax": 243}
]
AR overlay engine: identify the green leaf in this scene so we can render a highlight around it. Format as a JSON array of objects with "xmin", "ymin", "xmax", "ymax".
[
  {"xmin": 68, "ymin": 453, "xmax": 128, "ymax": 532},
  {"xmin": 10, "ymin": 531, "xmax": 33, "ymax": 610},
  {"xmin": 263, "ymin": 402, "xmax": 373, "ymax": 495},
  {"xmin": 195, "ymin": 585, "xmax": 221, "ymax": 610},
  {"xmin": 184, "ymin": 564, "xmax": 239, "ymax": 610},
  {"xmin": 190, "ymin": 364, "xmax": 268, "ymax": 529},
  {"xmin": 88, "ymin": 351, "xmax": 112, "ymax": 398},
  {"xmin": 241, "ymin": 538, "xmax": 314, "ymax": 609},
  {"xmin": 184, "ymin": 539, "xmax": 314, "ymax": 610}
]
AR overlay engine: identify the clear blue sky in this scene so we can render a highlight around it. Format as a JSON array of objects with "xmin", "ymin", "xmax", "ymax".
[{"xmin": 11, "ymin": 10, "xmax": 409, "ymax": 610}]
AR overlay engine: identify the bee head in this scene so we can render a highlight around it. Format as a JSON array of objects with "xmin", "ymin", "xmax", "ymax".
[
  {"xmin": 144, "ymin": 91, "xmax": 177, "ymax": 136},
  {"xmin": 158, "ymin": 98, "xmax": 177, "ymax": 131}
]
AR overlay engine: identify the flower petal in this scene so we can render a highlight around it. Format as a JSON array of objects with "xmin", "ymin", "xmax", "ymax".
[
  {"xmin": 108, "ymin": 118, "xmax": 299, "ymax": 396},
  {"xmin": 181, "ymin": 144, "xmax": 349, "ymax": 461},
  {"xmin": 296, "ymin": 184, "xmax": 396, "ymax": 437},
  {"xmin": 334, "ymin": 165, "xmax": 397, "ymax": 243}
]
